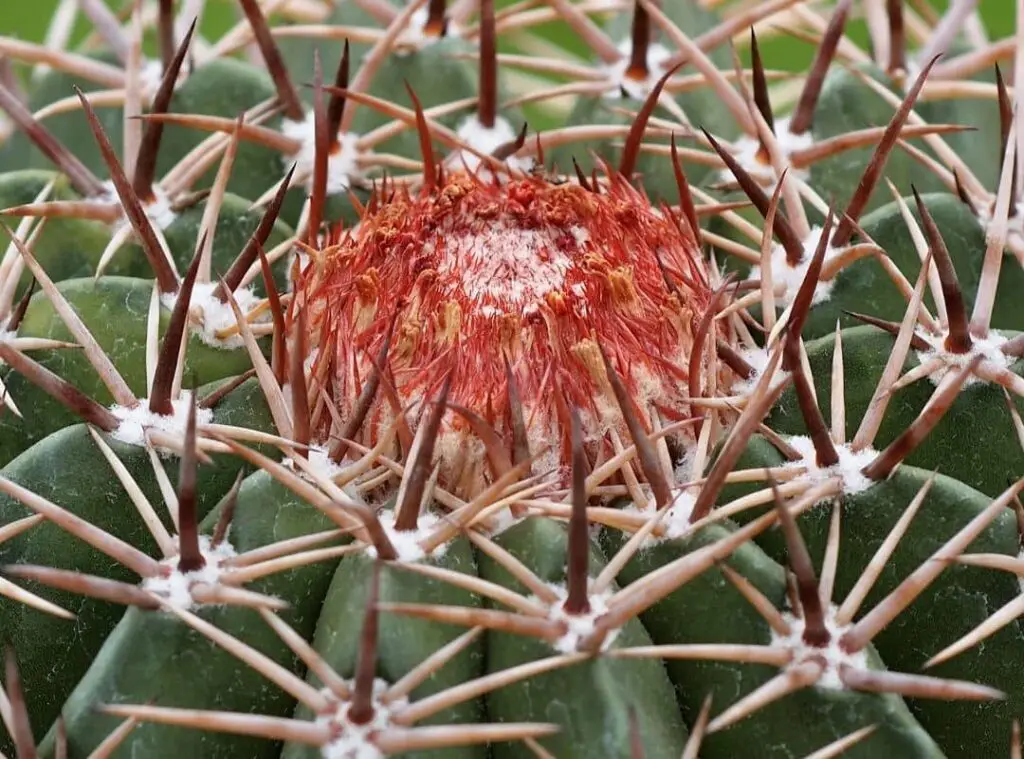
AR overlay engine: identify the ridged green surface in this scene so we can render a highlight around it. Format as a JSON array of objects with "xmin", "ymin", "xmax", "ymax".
[
  {"xmin": 41, "ymin": 467, "xmax": 344, "ymax": 758},
  {"xmin": 768, "ymin": 326, "xmax": 1024, "ymax": 497},
  {"xmin": 284, "ymin": 543, "xmax": 485, "ymax": 759},
  {"xmin": 0, "ymin": 418, "xmax": 255, "ymax": 750},
  {"xmin": 603, "ymin": 524, "xmax": 942, "ymax": 758},
  {"xmin": 2, "ymin": 3, "xmax": 1023, "ymax": 758},
  {"xmin": 480, "ymin": 517, "xmax": 690, "ymax": 759},
  {"xmin": 0, "ymin": 276, "xmax": 267, "ymax": 465}
]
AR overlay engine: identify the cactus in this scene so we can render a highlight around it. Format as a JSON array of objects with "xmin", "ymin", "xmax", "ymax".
[{"xmin": 3, "ymin": 1, "xmax": 1024, "ymax": 758}]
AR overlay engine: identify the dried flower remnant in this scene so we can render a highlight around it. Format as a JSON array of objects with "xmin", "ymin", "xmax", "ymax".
[{"xmin": 299, "ymin": 169, "xmax": 715, "ymax": 492}]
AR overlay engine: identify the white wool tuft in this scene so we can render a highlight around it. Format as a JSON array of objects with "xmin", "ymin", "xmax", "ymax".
[
  {"xmin": 319, "ymin": 678, "xmax": 407, "ymax": 759},
  {"xmin": 0, "ymin": 330, "xmax": 15, "ymax": 366},
  {"xmin": 487, "ymin": 505, "xmax": 524, "ymax": 537},
  {"xmin": 101, "ymin": 180, "xmax": 177, "ymax": 230},
  {"xmin": 280, "ymin": 110, "xmax": 363, "ymax": 194},
  {"xmin": 541, "ymin": 582, "xmax": 619, "ymax": 654},
  {"xmin": 304, "ymin": 347, "xmax": 320, "ymax": 373},
  {"xmin": 621, "ymin": 488, "xmax": 699, "ymax": 547},
  {"xmin": 784, "ymin": 436, "xmax": 878, "ymax": 496},
  {"xmin": 141, "ymin": 535, "xmax": 238, "ymax": 611},
  {"xmin": 450, "ymin": 114, "xmax": 534, "ymax": 176},
  {"xmin": 722, "ymin": 116, "xmax": 813, "ymax": 189},
  {"xmin": 393, "ymin": 7, "xmax": 462, "ymax": 54},
  {"xmin": 915, "ymin": 330, "xmax": 1011, "ymax": 387},
  {"xmin": 770, "ymin": 605, "xmax": 868, "ymax": 690},
  {"xmin": 283, "ymin": 444, "xmax": 351, "ymax": 483},
  {"xmin": 109, "ymin": 391, "xmax": 213, "ymax": 449},
  {"xmin": 986, "ymin": 203, "xmax": 1024, "ymax": 249},
  {"xmin": 288, "ymin": 249, "xmax": 312, "ymax": 289},
  {"xmin": 745, "ymin": 225, "xmax": 844, "ymax": 308},
  {"xmin": 140, "ymin": 58, "xmax": 174, "ymax": 92},
  {"xmin": 731, "ymin": 345, "xmax": 790, "ymax": 396},
  {"xmin": 602, "ymin": 40, "xmax": 674, "ymax": 100},
  {"xmin": 659, "ymin": 490, "xmax": 698, "ymax": 540},
  {"xmin": 161, "ymin": 282, "xmax": 266, "ymax": 350},
  {"xmin": 366, "ymin": 508, "xmax": 449, "ymax": 562}
]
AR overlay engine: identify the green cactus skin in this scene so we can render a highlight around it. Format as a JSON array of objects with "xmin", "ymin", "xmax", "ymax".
[
  {"xmin": 808, "ymin": 65, "xmax": 997, "ymax": 214},
  {"xmin": 856, "ymin": 193, "xmax": 1024, "ymax": 334},
  {"xmin": 0, "ymin": 421, "xmax": 253, "ymax": 750},
  {"xmin": 276, "ymin": 25, "xmax": 518, "ymax": 227},
  {"xmin": 283, "ymin": 544, "xmax": 485, "ymax": 759},
  {"xmin": 774, "ymin": 193, "xmax": 1024, "ymax": 340},
  {"xmin": 0, "ymin": 170, "xmax": 143, "ymax": 284},
  {"xmin": 279, "ymin": 12, "xmax": 481, "ymax": 133},
  {"xmin": 0, "ymin": 51, "xmax": 124, "ymax": 177},
  {"xmin": 4, "ymin": 4, "xmax": 1024, "ymax": 759},
  {"xmin": 350, "ymin": 36, "xmax": 485, "ymax": 138},
  {"xmin": 479, "ymin": 517, "xmax": 690, "ymax": 759},
  {"xmin": 0, "ymin": 173, "xmax": 292, "ymax": 304},
  {"xmin": 274, "ymin": 2, "xmax": 378, "ymax": 98},
  {"xmin": 0, "ymin": 277, "xmax": 268, "ymax": 465},
  {"xmin": 715, "ymin": 193, "xmax": 1024, "ymax": 342},
  {"xmin": 38, "ymin": 469, "xmax": 345, "ymax": 758},
  {"xmin": 602, "ymin": 523, "xmax": 943, "ymax": 758},
  {"xmin": 1, "ymin": 56, "xmax": 282, "ymax": 204},
  {"xmin": 196, "ymin": 374, "xmax": 276, "ymax": 444},
  {"xmin": 159, "ymin": 192, "xmax": 294, "ymax": 291},
  {"xmin": 767, "ymin": 326, "xmax": 1024, "ymax": 498},
  {"xmin": 0, "ymin": 369, "xmax": 276, "ymax": 753},
  {"xmin": 157, "ymin": 59, "xmax": 283, "ymax": 199},
  {"xmin": 722, "ymin": 441, "xmax": 1024, "ymax": 758},
  {"xmin": 549, "ymin": 3, "xmax": 734, "ymax": 198}
]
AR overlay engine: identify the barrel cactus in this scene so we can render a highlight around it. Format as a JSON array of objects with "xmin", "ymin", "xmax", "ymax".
[{"xmin": 1, "ymin": 1, "xmax": 1023, "ymax": 757}]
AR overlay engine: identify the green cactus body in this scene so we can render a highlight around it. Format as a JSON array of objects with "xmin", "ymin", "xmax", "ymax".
[
  {"xmin": 723, "ymin": 438, "xmax": 1024, "ymax": 758},
  {"xmin": 275, "ymin": 2, "xmax": 381, "ymax": 96},
  {"xmin": 823, "ymin": 469, "xmax": 1024, "ymax": 759},
  {"xmin": 355, "ymin": 36, "xmax": 481, "ymax": 135},
  {"xmin": 0, "ymin": 426, "xmax": 221, "ymax": 746},
  {"xmin": 284, "ymin": 539, "xmax": 485, "ymax": 759},
  {"xmin": 40, "ymin": 469, "xmax": 345, "ymax": 758},
  {"xmin": 0, "ymin": 276, "xmax": 266, "ymax": 465},
  {"xmin": 479, "ymin": 517, "xmax": 689, "ymax": 759},
  {"xmin": 157, "ymin": 58, "xmax": 283, "ymax": 198},
  {"xmin": 4, "ymin": 55, "xmax": 281, "ymax": 202},
  {"xmin": 553, "ymin": 96, "xmax": 690, "ymax": 201},
  {"xmin": 0, "ymin": 174, "xmax": 291, "ymax": 305},
  {"xmin": 154, "ymin": 192, "xmax": 294, "ymax": 290},
  {"xmin": 0, "ymin": 170, "xmax": 144, "ymax": 285},
  {"xmin": 809, "ymin": 66, "xmax": 968, "ymax": 212},
  {"xmin": 758, "ymin": 193, "xmax": 1024, "ymax": 340},
  {"xmin": 550, "ymin": 3, "xmax": 733, "ymax": 197},
  {"xmin": 4, "ymin": 3, "xmax": 1024, "ymax": 758},
  {"xmin": 43, "ymin": 607, "xmax": 291, "ymax": 759},
  {"xmin": 280, "ymin": 8, "xmax": 480, "ymax": 132},
  {"xmin": 603, "ymin": 522, "xmax": 943, "ymax": 757},
  {"xmin": 2, "ymin": 52, "xmax": 124, "ymax": 176},
  {"xmin": 276, "ymin": 25, "xmax": 511, "ymax": 228},
  {"xmin": 196, "ymin": 375, "xmax": 276, "ymax": 441},
  {"xmin": 0, "ymin": 374, "xmax": 284, "ymax": 751},
  {"xmin": 766, "ymin": 325, "xmax": 1024, "ymax": 497},
  {"xmin": 857, "ymin": 193, "xmax": 1024, "ymax": 334}
]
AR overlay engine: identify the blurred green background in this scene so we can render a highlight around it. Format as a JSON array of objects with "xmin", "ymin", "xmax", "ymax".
[{"xmin": 0, "ymin": 0, "xmax": 1015, "ymax": 67}]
